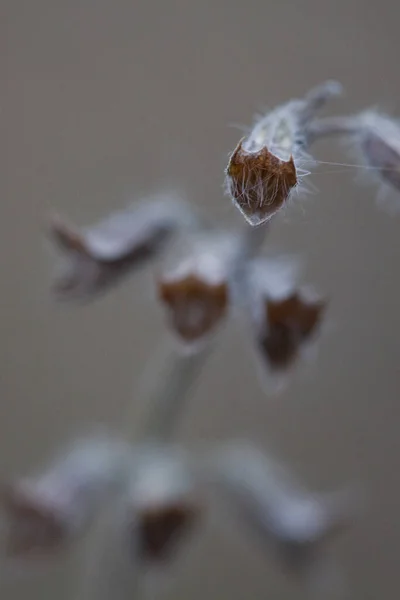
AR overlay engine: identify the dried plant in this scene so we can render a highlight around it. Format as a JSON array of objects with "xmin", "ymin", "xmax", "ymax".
[{"xmin": 5, "ymin": 79, "xmax": 398, "ymax": 599}]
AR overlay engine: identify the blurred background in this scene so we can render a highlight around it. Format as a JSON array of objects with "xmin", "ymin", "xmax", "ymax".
[{"xmin": 2, "ymin": 1, "xmax": 400, "ymax": 598}]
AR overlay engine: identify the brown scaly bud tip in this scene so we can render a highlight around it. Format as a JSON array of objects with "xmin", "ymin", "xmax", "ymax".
[
  {"xmin": 158, "ymin": 274, "xmax": 228, "ymax": 344},
  {"xmin": 1, "ymin": 482, "xmax": 68, "ymax": 558},
  {"xmin": 226, "ymin": 139, "xmax": 297, "ymax": 226},
  {"xmin": 137, "ymin": 500, "xmax": 200, "ymax": 563},
  {"xmin": 260, "ymin": 293, "xmax": 326, "ymax": 370}
]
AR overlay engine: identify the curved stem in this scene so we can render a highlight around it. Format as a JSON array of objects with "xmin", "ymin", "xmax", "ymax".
[{"xmin": 306, "ymin": 116, "xmax": 357, "ymax": 145}]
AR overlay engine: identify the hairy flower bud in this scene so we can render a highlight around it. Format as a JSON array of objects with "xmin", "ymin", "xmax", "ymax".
[
  {"xmin": 225, "ymin": 81, "xmax": 342, "ymax": 225},
  {"xmin": 49, "ymin": 194, "xmax": 196, "ymax": 301},
  {"xmin": 157, "ymin": 231, "xmax": 239, "ymax": 348},
  {"xmin": 245, "ymin": 257, "xmax": 326, "ymax": 385},
  {"xmin": 260, "ymin": 292, "xmax": 326, "ymax": 370},
  {"xmin": 226, "ymin": 141, "xmax": 297, "ymax": 227}
]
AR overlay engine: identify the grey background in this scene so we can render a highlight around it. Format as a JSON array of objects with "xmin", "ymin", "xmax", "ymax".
[{"xmin": 2, "ymin": 1, "xmax": 400, "ymax": 598}]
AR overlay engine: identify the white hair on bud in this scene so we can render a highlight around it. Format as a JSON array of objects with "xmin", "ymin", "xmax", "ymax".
[
  {"xmin": 244, "ymin": 255, "xmax": 302, "ymax": 327},
  {"xmin": 161, "ymin": 230, "xmax": 240, "ymax": 288}
]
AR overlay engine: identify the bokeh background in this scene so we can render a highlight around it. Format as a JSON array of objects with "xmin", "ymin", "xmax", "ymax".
[{"xmin": 2, "ymin": 1, "xmax": 400, "ymax": 598}]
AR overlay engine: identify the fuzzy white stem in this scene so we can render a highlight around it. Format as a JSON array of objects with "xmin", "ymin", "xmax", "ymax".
[
  {"xmin": 136, "ymin": 339, "xmax": 210, "ymax": 443},
  {"xmin": 74, "ymin": 339, "xmax": 210, "ymax": 600},
  {"xmin": 75, "ymin": 218, "xmax": 265, "ymax": 600}
]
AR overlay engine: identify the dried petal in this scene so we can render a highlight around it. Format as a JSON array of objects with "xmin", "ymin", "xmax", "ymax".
[
  {"xmin": 1, "ymin": 434, "xmax": 132, "ymax": 559},
  {"xmin": 49, "ymin": 194, "xmax": 197, "ymax": 301},
  {"xmin": 225, "ymin": 81, "xmax": 342, "ymax": 225},
  {"xmin": 210, "ymin": 441, "xmax": 353, "ymax": 573},
  {"xmin": 157, "ymin": 231, "xmax": 238, "ymax": 347}
]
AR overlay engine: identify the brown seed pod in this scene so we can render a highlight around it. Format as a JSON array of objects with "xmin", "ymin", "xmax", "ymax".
[
  {"xmin": 226, "ymin": 81, "xmax": 342, "ymax": 225},
  {"xmin": 158, "ymin": 274, "xmax": 228, "ymax": 344},
  {"xmin": 226, "ymin": 139, "xmax": 297, "ymax": 226},
  {"xmin": 136, "ymin": 499, "xmax": 200, "ymax": 563},
  {"xmin": 127, "ymin": 448, "xmax": 203, "ymax": 566},
  {"xmin": 157, "ymin": 231, "xmax": 238, "ymax": 347},
  {"xmin": 259, "ymin": 293, "xmax": 326, "ymax": 371},
  {"xmin": 244, "ymin": 257, "xmax": 326, "ymax": 386}
]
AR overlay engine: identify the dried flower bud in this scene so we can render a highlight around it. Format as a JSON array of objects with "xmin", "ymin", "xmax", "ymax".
[
  {"xmin": 260, "ymin": 293, "xmax": 326, "ymax": 371},
  {"xmin": 1, "ymin": 434, "xmax": 132, "ymax": 559},
  {"xmin": 127, "ymin": 448, "xmax": 202, "ymax": 565},
  {"xmin": 246, "ymin": 257, "xmax": 326, "ymax": 381},
  {"xmin": 225, "ymin": 81, "xmax": 342, "ymax": 225},
  {"xmin": 49, "ymin": 194, "xmax": 197, "ymax": 301},
  {"xmin": 226, "ymin": 141, "xmax": 297, "ymax": 226},
  {"xmin": 157, "ymin": 231, "xmax": 239, "ymax": 348},
  {"xmin": 211, "ymin": 441, "xmax": 353, "ymax": 573}
]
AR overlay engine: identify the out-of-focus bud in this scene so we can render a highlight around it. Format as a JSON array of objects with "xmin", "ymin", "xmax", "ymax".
[
  {"xmin": 309, "ymin": 110, "xmax": 400, "ymax": 210},
  {"xmin": 246, "ymin": 257, "xmax": 326, "ymax": 383},
  {"xmin": 210, "ymin": 441, "xmax": 353, "ymax": 574},
  {"xmin": 49, "ymin": 194, "xmax": 197, "ymax": 301},
  {"xmin": 359, "ymin": 111, "xmax": 400, "ymax": 192},
  {"xmin": 1, "ymin": 434, "xmax": 132, "ymax": 559},
  {"xmin": 157, "ymin": 231, "xmax": 240, "ymax": 349},
  {"xmin": 126, "ymin": 448, "xmax": 202, "ymax": 566},
  {"xmin": 225, "ymin": 81, "xmax": 342, "ymax": 225}
]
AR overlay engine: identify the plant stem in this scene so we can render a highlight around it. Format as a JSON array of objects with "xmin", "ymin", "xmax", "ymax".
[
  {"xmin": 306, "ymin": 116, "xmax": 357, "ymax": 145},
  {"xmin": 135, "ymin": 338, "xmax": 211, "ymax": 443}
]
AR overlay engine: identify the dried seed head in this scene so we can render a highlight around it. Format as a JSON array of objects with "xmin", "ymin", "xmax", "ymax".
[
  {"xmin": 1, "ymin": 434, "xmax": 132, "ymax": 559},
  {"xmin": 127, "ymin": 448, "xmax": 202, "ymax": 565},
  {"xmin": 246, "ymin": 257, "xmax": 326, "ymax": 378},
  {"xmin": 49, "ymin": 194, "xmax": 196, "ymax": 301},
  {"xmin": 226, "ymin": 81, "xmax": 342, "ymax": 225},
  {"xmin": 211, "ymin": 441, "xmax": 353, "ymax": 573},
  {"xmin": 157, "ymin": 231, "xmax": 238, "ymax": 347},
  {"xmin": 226, "ymin": 140, "xmax": 297, "ymax": 226}
]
